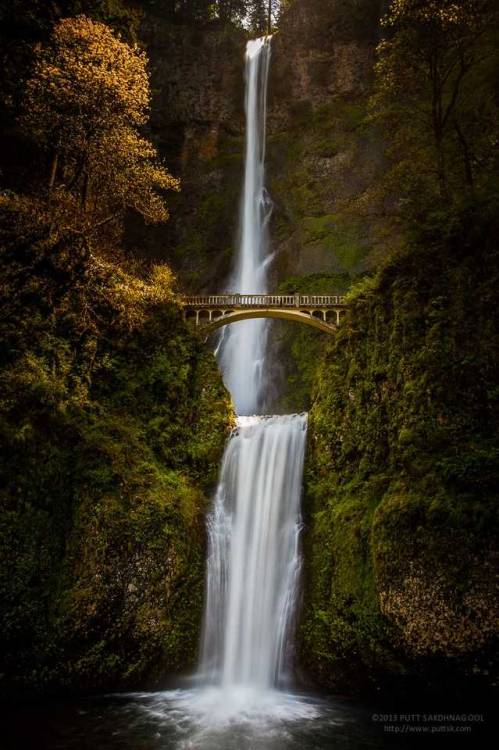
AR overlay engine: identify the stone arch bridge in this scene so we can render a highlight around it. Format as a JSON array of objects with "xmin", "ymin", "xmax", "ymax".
[{"xmin": 182, "ymin": 294, "xmax": 347, "ymax": 334}]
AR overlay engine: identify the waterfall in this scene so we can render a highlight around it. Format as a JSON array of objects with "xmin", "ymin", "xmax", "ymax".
[
  {"xmin": 198, "ymin": 37, "xmax": 307, "ymax": 705},
  {"xmin": 200, "ymin": 414, "xmax": 306, "ymax": 689},
  {"xmin": 216, "ymin": 36, "xmax": 273, "ymax": 416}
]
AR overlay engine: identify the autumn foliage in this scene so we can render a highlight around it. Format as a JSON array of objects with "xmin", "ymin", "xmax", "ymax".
[{"xmin": 20, "ymin": 15, "xmax": 179, "ymax": 245}]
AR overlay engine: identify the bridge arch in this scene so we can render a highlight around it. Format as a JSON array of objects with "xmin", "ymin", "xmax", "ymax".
[{"xmin": 204, "ymin": 308, "xmax": 336, "ymax": 334}]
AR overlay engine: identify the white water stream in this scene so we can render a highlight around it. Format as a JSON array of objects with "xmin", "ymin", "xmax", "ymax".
[
  {"xmin": 216, "ymin": 36, "xmax": 273, "ymax": 415},
  {"xmin": 200, "ymin": 414, "xmax": 306, "ymax": 689},
  {"xmin": 194, "ymin": 36, "xmax": 310, "ymax": 722}
]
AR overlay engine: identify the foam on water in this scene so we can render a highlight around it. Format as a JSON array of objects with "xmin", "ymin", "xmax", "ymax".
[{"xmin": 143, "ymin": 687, "xmax": 322, "ymax": 728}]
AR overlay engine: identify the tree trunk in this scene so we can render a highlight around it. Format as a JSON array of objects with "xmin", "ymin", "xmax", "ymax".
[
  {"xmin": 49, "ymin": 152, "xmax": 59, "ymax": 191},
  {"xmin": 454, "ymin": 119, "xmax": 474, "ymax": 188},
  {"xmin": 432, "ymin": 97, "xmax": 448, "ymax": 200},
  {"xmin": 81, "ymin": 170, "xmax": 89, "ymax": 210},
  {"xmin": 435, "ymin": 134, "xmax": 449, "ymax": 200}
]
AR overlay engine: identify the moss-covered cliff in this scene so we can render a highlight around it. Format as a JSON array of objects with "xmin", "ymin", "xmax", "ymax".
[
  {"xmin": 0, "ymin": 216, "xmax": 232, "ymax": 697},
  {"xmin": 265, "ymin": 0, "xmax": 386, "ymax": 409},
  {"xmin": 268, "ymin": 0, "xmax": 384, "ymax": 279},
  {"xmin": 299, "ymin": 207, "xmax": 499, "ymax": 693}
]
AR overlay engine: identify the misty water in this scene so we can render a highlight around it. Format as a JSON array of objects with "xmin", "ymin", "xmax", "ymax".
[{"xmin": 6, "ymin": 690, "xmax": 410, "ymax": 750}]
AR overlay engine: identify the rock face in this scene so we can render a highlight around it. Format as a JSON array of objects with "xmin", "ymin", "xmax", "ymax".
[
  {"xmin": 261, "ymin": 0, "xmax": 386, "ymax": 409},
  {"xmin": 271, "ymin": 0, "xmax": 379, "ymax": 111},
  {"xmin": 266, "ymin": 0, "xmax": 384, "ymax": 284},
  {"xmin": 132, "ymin": 17, "xmax": 246, "ymax": 292}
]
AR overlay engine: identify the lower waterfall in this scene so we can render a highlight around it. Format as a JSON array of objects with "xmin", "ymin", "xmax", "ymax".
[
  {"xmin": 138, "ymin": 417, "xmax": 320, "ymax": 735},
  {"xmin": 200, "ymin": 414, "xmax": 307, "ymax": 689}
]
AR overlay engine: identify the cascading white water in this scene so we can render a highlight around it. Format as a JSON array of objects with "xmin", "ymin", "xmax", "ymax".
[
  {"xmin": 216, "ymin": 36, "xmax": 273, "ymax": 416},
  {"xmin": 117, "ymin": 35, "xmax": 322, "ymax": 740},
  {"xmin": 200, "ymin": 414, "xmax": 307, "ymax": 690},
  {"xmin": 163, "ymin": 36, "xmax": 316, "ymax": 730},
  {"xmin": 198, "ymin": 38, "xmax": 308, "ymax": 710}
]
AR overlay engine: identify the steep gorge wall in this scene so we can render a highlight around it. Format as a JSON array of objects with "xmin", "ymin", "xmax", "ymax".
[
  {"xmin": 265, "ymin": 0, "xmax": 387, "ymax": 408},
  {"xmin": 131, "ymin": 17, "xmax": 246, "ymax": 291},
  {"xmin": 136, "ymin": 1, "xmax": 386, "ymax": 289},
  {"xmin": 268, "ymin": 0, "xmax": 384, "ymax": 282},
  {"xmin": 299, "ymin": 215, "xmax": 499, "ymax": 694}
]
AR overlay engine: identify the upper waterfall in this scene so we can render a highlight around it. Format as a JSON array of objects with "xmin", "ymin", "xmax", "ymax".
[{"xmin": 216, "ymin": 36, "xmax": 273, "ymax": 415}]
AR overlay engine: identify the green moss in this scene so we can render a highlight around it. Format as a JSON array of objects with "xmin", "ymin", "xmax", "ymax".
[
  {"xmin": 0, "ymin": 236, "xmax": 233, "ymax": 696},
  {"xmin": 278, "ymin": 272, "xmax": 351, "ymax": 295},
  {"xmin": 296, "ymin": 214, "xmax": 368, "ymax": 274},
  {"xmin": 300, "ymin": 212, "xmax": 499, "ymax": 690},
  {"xmin": 301, "ymin": 214, "xmax": 337, "ymax": 243},
  {"xmin": 272, "ymin": 273, "xmax": 350, "ymax": 411},
  {"xmin": 309, "ymin": 137, "xmax": 339, "ymax": 158}
]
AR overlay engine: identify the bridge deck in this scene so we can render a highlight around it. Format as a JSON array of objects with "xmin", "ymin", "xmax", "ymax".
[{"xmin": 183, "ymin": 294, "xmax": 346, "ymax": 308}]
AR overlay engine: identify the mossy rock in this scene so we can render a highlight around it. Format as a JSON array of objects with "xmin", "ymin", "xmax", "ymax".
[
  {"xmin": 299, "ymin": 213, "xmax": 499, "ymax": 692},
  {"xmin": 0, "ymin": 236, "xmax": 233, "ymax": 697}
]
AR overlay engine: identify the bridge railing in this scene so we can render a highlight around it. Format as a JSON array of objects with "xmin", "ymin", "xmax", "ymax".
[{"xmin": 183, "ymin": 294, "xmax": 346, "ymax": 307}]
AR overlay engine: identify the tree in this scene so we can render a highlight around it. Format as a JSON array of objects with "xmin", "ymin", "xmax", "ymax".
[
  {"xmin": 215, "ymin": 0, "xmax": 249, "ymax": 24},
  {"xmin": 248, "ymin": 0, "xmax": 279, "ymax": 33},
  {"xmin": 371, "ymin": 0, "xmax": 498, "ymax": 221},
  {"xmin": 20, "ymin": 15, "xmax": 179, "ymax": 244}
]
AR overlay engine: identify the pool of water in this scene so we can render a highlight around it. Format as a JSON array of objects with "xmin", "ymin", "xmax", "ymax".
[
  {"xmin": 4, "ymin": 685, "xmax": 488, "ymax": 749},
  {"xmin": 3, "ymin": 687, "xmax": 409, "ymax": 750}
]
